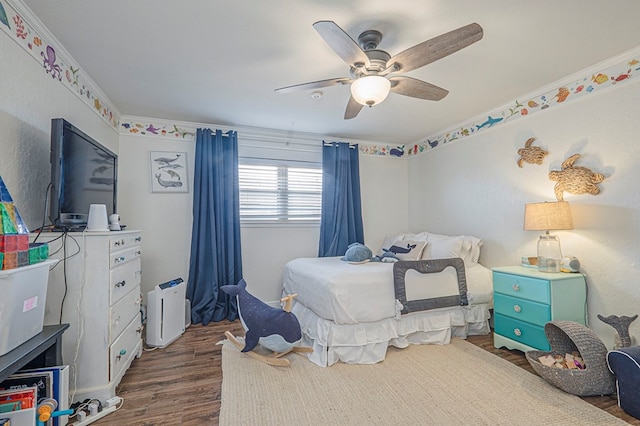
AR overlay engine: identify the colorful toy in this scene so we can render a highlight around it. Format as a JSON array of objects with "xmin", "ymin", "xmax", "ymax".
[
  {"xmin": 36, "ymin": 398, "xmax": 73, "ymax": 426},
  {"xmin": 0, "ymin": 175, "xmax": 36, "ymax": 270}
]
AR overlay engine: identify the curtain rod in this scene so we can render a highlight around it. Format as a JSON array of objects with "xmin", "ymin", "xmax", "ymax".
[{"xmin": 322, "ymin": 141, "xmax": 357, "ymax": 148}]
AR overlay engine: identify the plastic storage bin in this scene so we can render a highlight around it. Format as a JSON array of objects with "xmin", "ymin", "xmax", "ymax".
[{"xmin": 0, "ymin": 259, "xmax": 56, "ymax": 356}]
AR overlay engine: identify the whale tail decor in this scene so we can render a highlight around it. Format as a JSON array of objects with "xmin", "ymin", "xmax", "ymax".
[{"xmin": 221, "ymin": 279, "xmax": 312, "ymax": 366}]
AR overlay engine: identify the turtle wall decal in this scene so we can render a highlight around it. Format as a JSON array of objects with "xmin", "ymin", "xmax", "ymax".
[
  {"xmin": 548, "ymin": 153, "xmax": 605, "ymax": 201},
  {"xmin": 517, "ymin": 137, "xmax": 548, "ymax": 167}
]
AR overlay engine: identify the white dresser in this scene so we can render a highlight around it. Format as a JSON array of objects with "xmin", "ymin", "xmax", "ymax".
[{"xmin": 36, "ymin": 230, "xmax": 143, "ymax": 404}]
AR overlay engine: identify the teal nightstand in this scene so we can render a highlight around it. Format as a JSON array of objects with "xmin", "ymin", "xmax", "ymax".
[{"xmin": 492, "ymin": 266, "xmax": 586, "ymax": 352}]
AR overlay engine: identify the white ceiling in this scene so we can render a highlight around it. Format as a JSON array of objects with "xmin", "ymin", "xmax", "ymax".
[{"xmin": 21, "ymin": 0, "xmax": 640, "ymax": 144}]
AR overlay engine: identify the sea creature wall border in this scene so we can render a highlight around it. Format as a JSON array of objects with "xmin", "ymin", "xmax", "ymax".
[
  {"xmin": 2, "ymin": 0, "xmax": 638, "ymax": 153},
  {"xmin": 410, "ymin": 51, "xmax": 640, "ymax": 158},
  {"xmin": 0, "ymin": 0, "xmax": 120, "ymax": 129},
  {"xmin": 120, "ymin": 49, "xmax": 640, "ymax": 158}
]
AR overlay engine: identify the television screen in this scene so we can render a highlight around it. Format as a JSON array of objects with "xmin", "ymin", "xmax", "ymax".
[{"xmin": 50, "ymin": 118, "xmax": 117, "ymax": 228}]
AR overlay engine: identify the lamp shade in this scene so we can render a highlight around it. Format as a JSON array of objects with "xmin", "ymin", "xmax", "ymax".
[
  {"xmin": 524, "ymin": 201, "xmax": 573, "ymax": 231},
  {"xmin": 524, "ymin": 201, "xmax": 573, "ymax": 273},
  {"xmin": 350, "ymin": 76, "xmax": 391, "ymax": 107}
]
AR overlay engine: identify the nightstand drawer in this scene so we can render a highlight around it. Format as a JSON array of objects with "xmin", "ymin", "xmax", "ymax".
[
  {"xmin": 494, "ymin": 293, "xmax": 551, "ymax": 324},
  {"xmin": 493, "ymin": 272, "xmax": 550, "ymax": 304},
  {"xmin": 494, "ymin": 313, "xmax": 550, "ymax": 351}
]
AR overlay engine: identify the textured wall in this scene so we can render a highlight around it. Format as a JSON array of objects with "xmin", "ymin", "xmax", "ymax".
[
  {"xmin": 0, "ymin": 33, "xmax": 118, "ymax": 231},
  {"xmin": 118, "ymin": 132, "xmax": 409, "ymax": 302},
  {"xmin": 407, "ymin": 79, "xmax": 640, "ymax": 348}
]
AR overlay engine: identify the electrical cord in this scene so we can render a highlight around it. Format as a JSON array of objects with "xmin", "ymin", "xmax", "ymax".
[
  {"xmin": 31, "ymin": 182, "xmax": 52, "ymax": 242},
  {"xmin": 69, "ymin": 233, "xmax": 88, "ymax": 405}
]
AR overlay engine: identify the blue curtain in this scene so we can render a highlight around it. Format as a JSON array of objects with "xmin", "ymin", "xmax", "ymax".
[
  {"xmin": 318, "ymin": 141, "xmax": 364, "ymax": 257},
  {"xmin": 186, "ymin": 128, "xmax": 242, "ymax": 324}
]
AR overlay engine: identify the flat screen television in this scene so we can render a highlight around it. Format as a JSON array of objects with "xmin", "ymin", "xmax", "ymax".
[{"xmin": 49, "ymin": 118, "xmax": 118, "ymax": 229}]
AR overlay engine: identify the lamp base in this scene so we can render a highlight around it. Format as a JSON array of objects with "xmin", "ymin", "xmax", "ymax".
[
  {"xmin": 538, "ymin": 257, "xmax": 560, "ymax": 273},
  {"xmin": 537, "ymin": 234, "xmax": 562, "ymax": 273}
]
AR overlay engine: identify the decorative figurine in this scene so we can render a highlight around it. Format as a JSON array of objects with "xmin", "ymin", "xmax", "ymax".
[{"xmin": 548, "ymin": 153, "xmax": 605, "ymax": 201}]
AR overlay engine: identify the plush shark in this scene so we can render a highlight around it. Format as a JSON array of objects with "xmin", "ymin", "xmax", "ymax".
[{"xmin": 221, "ymin": 279, "xmax": 302, "ymax": 353}]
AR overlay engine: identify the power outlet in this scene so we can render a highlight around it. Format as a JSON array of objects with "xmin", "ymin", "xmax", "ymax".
[{"xmin": 104, "ymin": 396, "xmax": 123, "ymax": 408}]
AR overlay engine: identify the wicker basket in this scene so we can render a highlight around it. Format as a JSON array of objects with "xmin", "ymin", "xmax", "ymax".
[{"xmin": 525, "ymin": 321, "xmax": 616, "ymax": 396}]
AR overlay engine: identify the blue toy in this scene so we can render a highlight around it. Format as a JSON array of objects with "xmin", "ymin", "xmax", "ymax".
[
  {"xmin": 221, "ymin": 279, "xmax": 312, "ymax": 366},
  {"xmin": 341, "ymin": 242, "xmax": 373, "ymax": 262},
  {"xmin": 341, "ymin": 242, "xmax": 398, "ymax": 263}
]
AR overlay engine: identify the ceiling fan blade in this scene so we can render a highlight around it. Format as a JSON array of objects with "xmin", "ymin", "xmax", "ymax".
[
  {"xmin": 313, "ymin": 20, "xmax": 370, "ymax": 68},
  {"xmin": 275, "ymin": 77, "xmax": 351, "ymax": 93},
  {"xmin": 344, "ymin": 95, "xmax": 364, "ymax": 119},
  {"xmin": 387, "ymin": 22, "xmax": 483, "ymax": 73},
  {"xmin": 389, "ymin": 76, "xmax": 449, "ymax": 101}
]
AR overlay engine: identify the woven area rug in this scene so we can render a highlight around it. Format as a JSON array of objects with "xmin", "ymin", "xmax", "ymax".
[{"xmin": 220, "ymin": 338, "xmax": 625, "ymax": 425}]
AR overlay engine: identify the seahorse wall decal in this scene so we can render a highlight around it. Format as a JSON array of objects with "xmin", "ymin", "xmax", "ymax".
[{"xmin": 597, "ymin": 314, "xmax": 638, "ymax": 349}]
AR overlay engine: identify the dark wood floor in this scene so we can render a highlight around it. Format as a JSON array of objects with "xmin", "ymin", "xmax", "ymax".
[{"xmin": 90, "ymin": 321, "xmax": 639, "ymax": 425}]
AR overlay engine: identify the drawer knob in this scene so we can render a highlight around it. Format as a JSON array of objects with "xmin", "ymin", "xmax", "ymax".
[
  {"xmin": 513, "ymin": 304, "xmax": 522, "ymax": 313},
  {"xmin": 514, "ymin": 328, "xmax": 522, "ymax": 337},
  {"xmin": 115, "ymin": 256, "xmax": 126, "ymax": 263},
  {"xmin": 120, "ymin": 349, "xmax": 127, "ymax": 355},
  {"xmin": 115, "ymin": 239, "xmax": 125, "ymax": 246},
  {"xmin": 135, "ymin": 236, "xmax": 142, "ymax": 242},
  {"xmin": 136, "ymin": 327, "xmax": 143, "ymax": 334},
  {"xmin": 115, "ymin": 280, "xmax": 126, "ymax": 288},
  {"xmin": 135, "ymin": 250, "xmax": 141, "ymax": 255},
  {"xmin": 512, "ymin": 283, "xmax": 520, "ymax": 292}
]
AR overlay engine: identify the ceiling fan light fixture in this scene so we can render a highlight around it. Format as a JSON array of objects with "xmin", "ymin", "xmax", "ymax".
[{"xmin": 350, "ymin": 75, "xmax": 390, "ymax": 107}]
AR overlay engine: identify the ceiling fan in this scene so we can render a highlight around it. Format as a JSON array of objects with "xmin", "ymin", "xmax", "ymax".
[{"xmin": 275, "ymin": 21, "xmax": 483, "ymax": 119}]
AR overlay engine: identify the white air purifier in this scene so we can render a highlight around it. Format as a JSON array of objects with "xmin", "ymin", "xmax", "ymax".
[{"xmin": 146, "ymin": 278, "xmax": 186, "ymax": 348}]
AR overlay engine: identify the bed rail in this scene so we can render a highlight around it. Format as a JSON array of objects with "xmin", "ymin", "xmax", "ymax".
[{"xmin": 393, "ymin": 258, "xmax": 468, "ymax": 315}]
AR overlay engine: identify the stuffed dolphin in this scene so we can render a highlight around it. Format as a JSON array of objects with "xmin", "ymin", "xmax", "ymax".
[{"xmin": 221, "ymin": 279, "xmax": 302, "ymax": 353}]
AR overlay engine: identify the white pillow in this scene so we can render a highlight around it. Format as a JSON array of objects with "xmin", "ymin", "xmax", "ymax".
[
  {"xmin": 388, "ymin": 240, "xmax": 427, "ymax": 261},
  {"xmin": 464, "ymin": 236, "xmax": 483, "ymax": 264},
  {"xmin": 422, "ymin": 235, "xmax": 464, "ymax": 260},
  {"xmin": 376, "ymin": 233, "xmax": 404, "ymax": 256},
  {"xmin": 406, "ymin": 232, "xmax": 429, "ymax": 242}
]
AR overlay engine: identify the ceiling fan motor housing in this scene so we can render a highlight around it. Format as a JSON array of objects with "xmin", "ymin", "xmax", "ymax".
[{"xmin": 351, "ymin": 50, "xmax": 391, "ymax": 78}]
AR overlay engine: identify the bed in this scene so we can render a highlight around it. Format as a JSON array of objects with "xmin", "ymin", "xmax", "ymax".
[{"xmin": 282, "ymin": 232, "xmax": 494, "ymax": 366}]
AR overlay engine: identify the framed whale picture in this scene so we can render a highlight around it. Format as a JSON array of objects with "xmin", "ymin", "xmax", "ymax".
[{"xmin": 150, "ymin": 151, "xmax": 189, "ymax": 193}]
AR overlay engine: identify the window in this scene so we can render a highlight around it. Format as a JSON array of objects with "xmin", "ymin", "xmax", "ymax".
[{"xmin": 239, "ymin": 160, "xmax": 322, "ymax": 223}]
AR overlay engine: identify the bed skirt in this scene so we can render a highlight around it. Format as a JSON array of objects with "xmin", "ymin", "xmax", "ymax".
[{"xmin": 291, "ymin": 302, "xmax": 491, "ymax": 367}]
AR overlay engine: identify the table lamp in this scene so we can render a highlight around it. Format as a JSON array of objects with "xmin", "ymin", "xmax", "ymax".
[{"xmin": 524, "ymin": 201, "xmax": 573, "ymax": 272}]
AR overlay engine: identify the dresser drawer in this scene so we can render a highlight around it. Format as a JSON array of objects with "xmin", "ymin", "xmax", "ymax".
[
  {"xmin": 110, "ymin": 314, "xmax": 143, "ymax": 382},
  {"xmin": 494, "ymin": 313, "xmax": 550, "ymax": 351},
  {"xmin": 110, "ymin": 287, "xmax": 142, "ymax": 343},
  {"xmin": 110, "ymin": 245, "xmax": 142, "ymax": 269},
  {"xmin": 110, "ymin": 258, "xmax": 142, "ymax": 305},
  {"xmin": 493, "ymin": 272, "xmax": 550, "ymax": 304},
  {"xmin": 110, "ymin": 233, "xmax": 142, "ymax": 252},
  {"xmin": 494, "ymin": 293, "xmax": 551, "ymax": 325}
]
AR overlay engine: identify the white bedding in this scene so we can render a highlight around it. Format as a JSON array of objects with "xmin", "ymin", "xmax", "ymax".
[
  {"xmin": 282, "ymin": 256, "xmax": 494, "ymax": 366},
  {"xmin": 282, "ymin": 256, "xmax": 493, "ymax": 324}
]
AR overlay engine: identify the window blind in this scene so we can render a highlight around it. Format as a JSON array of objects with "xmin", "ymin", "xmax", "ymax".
[{"xmin": 239, "ymin": 161, "xmax": 322, "ymax": 223}]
